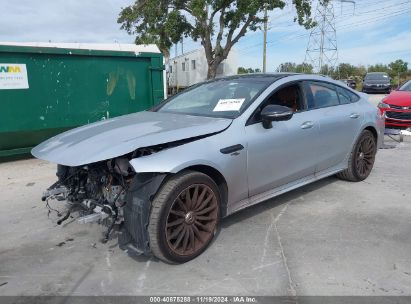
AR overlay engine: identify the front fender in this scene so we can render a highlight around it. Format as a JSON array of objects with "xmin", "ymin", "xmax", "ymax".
[
  {"xmin": 129, "ymin": 139, "xmax": 225, "ymax": 174},
  {"xmin": 129, "ymin": 129, "xmax": 249, "ymax": 209}
]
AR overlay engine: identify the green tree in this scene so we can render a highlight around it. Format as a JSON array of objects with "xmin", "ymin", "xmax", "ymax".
[
  {"xmin": 237, "ymin": 67, "xmax": 261, "ymax": 74},
  {"xmin": 320, "ymin": 64, "xmax": 335, "ymax": 76},
  {"xmin": 296, "ymin": 62, "xmax": 313, "ymax": 73},
  {"xmin": 237, "ymin": 67, "xmax": 248, "ymax": 74},
  {"xmin": 368, "ymin": 63, "xmax": 390, "ymax": 74},
  {"xmin": 276, "ymin": 62, "xmax": 297, "ymax": 72},
  {"xmin": 276, "ymin": 62, "xmax": 313, "ymax": 73},
  {"xmin": 389, "ymin": 59, "xmax": 408, "ymax": 86},
  {"xmin": 354, "ymin": 65, "xmax": 367, "ymax": 78},
  {"xmin": 118, "ymin": 0, "xmax": 317, "ymax": 79},
  {"xmin": 337, "ymin": 63, "xmax": 356, "ymax": 79}
]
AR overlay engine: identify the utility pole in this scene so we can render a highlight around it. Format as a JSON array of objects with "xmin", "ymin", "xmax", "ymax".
[{"xmin": 263, "ymin": 3, "xmax": 268, "ymax": 73}]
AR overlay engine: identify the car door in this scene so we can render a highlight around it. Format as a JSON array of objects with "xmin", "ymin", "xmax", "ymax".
[
  {"xmin": 302, "ymin": 81, "xmax": 363, "ymax": 173},
  {"xmin": 245, "ymin": 82, "xmax": 320, "ymax": 197}
]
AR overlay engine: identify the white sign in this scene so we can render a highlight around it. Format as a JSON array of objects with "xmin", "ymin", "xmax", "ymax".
[
  {"xmin": 213, "ymin": 98, "xmax": 245, "ymax": 112},
  {"xmin": 0, "ymin": 63, "xmax": 29, "ymax": 89}
]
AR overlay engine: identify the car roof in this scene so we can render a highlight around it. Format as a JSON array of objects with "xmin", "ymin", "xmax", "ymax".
[
  {"xmin": 206, "ymin": 73, "xmax": 357, "ymax": 91},
  {"xmin": 217, "ymin": 73, "xmax": 297, "ymax": 81}
]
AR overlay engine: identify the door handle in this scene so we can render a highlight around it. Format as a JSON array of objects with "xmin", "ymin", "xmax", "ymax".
[
  {"xmin": 220, "ymin": 144, "xmax": 244, "ymax": 155},
  {"xmin": 300, "ymin": 121, "xmax": 314, "ymax": 129},
  {"xmin": 350, "ymin": 113, "xmax": 360, "ymax": 119}
]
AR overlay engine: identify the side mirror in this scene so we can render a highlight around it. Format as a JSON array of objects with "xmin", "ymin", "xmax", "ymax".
[{"xmin": 261, "ymin": 104, "xmax": 293, "ymax": 129}]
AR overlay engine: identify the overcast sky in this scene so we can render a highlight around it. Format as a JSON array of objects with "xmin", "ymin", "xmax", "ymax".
[
  {"xmin": 0, "ymin": 0, "xmax": 133, "ymax": 43},
  {"xmin": 1, "ymin": 0, "xmax": 410, "ymax": 72}
]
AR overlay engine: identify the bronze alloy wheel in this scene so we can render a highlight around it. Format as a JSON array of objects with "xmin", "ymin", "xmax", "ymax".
[
  {"xmin": 165, "ymin": 184, "xmax": 218, "ymax": 256},
  {"xmin": 148, "ymin": 171, "xmax": 221, "ymax": 263},
  {"xmin": 336, "ymin": 130, "xmax": 377, "ymax": 182},
  {"xmin": 354, "ymin": 132, "xmax": 376, "ymax": 179}
]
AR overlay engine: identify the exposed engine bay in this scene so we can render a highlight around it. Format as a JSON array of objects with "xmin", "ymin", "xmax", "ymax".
[
  {"xmin": 40, "ymin": 135, "xmax": 218, "ymax": 254},
  {"xmin": 42, "ymin": 146, "xmax": 163, "ymax": 245}
]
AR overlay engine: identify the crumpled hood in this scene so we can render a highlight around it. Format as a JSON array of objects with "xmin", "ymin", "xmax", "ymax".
[{"xmin": 32, "ymin": 111, "xmax": 232, "ymax": 166}]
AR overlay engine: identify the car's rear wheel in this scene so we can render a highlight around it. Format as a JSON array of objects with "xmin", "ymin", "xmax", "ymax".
[
  {"xmin": 148, "ymin": 171, "xmax": 220, "ymax": 264},
  {"xmin": 337, "ymin": 130, "xmax": 377, "ymax": 182}
]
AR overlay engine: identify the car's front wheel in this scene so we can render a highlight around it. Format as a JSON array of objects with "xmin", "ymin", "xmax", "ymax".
[
  {"xmin": 337, "ymin": 130, "xmax": 377, "ymax": 182},
  {"xmin": 148, "ymin": 171, "xmax": 220, "ymax": 264}
]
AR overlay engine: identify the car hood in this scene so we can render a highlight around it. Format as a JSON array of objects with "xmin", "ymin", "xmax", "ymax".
[
  {"xmin": 32, "ymin": 111, "xmax": 232, "ymax": 166},
  {"xmin": 385, "ymin": 91, "xmax": 411, "ymax": 107}
]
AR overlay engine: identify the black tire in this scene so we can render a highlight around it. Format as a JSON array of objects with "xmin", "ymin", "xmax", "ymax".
[
  {"xmin": 148, "ymin": 170, "xmax": 220, "ymax": 264},
  {"xmin": 337, "ymin": 130, "xmax": 377, "ymax": 182}
]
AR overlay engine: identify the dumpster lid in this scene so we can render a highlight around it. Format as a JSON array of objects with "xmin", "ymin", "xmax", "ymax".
[{"xmin": 0, "ymin": 42, "xmax": 160, "ymax": 54}]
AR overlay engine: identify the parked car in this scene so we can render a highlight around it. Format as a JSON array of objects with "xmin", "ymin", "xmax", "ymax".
[
  {"xmin": 340, "ymin": 79, "xmax": 357, "ymax": 90},
  {"xmin": 32, "ymin": 74, "xmax": 384, "ymax": 263},
  {"xmin": 378, "ymin": 79, "xmax": 411, "ymax": 130},
  {"xmin": 346, "ymin": 79, "xmax": 357, "ymax": 90},
  {"xmin": 362, "ymin": 72, "xmax": 391, "ymax": 94}
]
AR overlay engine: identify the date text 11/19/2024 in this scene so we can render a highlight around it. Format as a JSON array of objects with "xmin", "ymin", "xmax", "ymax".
[{"xmin": 149, "ymin": 296, "xmax": 257, "ymax": 303}]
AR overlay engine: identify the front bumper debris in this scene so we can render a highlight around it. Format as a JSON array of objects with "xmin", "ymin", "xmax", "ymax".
[{"xmin": 119, "ymin": 173, "xmax": 166, "ymax": 255}]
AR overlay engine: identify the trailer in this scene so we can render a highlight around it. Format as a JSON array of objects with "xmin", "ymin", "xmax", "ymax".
[
  {"xmin": 167, "ymin": 48, "xmax": 238, "ymax": 93},
  {"xmin": 0, "ymin": 42, "xmax": 165, "ymax": 158}
]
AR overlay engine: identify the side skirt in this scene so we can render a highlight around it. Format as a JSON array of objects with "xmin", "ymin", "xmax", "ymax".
[{"xmin": 227, "ymin": 166, "xmax": 345, "ymax": 216}]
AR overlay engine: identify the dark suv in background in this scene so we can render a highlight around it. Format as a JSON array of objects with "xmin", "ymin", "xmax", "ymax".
[{"xmin": 362, "ymin": 72, "xmax": 391, "ymax": 94}]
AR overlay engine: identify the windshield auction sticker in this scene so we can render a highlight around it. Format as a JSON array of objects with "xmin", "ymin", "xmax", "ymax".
[
  {"xmin": 0, "ymin": 63, "xmax": 29, "ymax": 89},
  {"xmin": 213, "ymin": 98, "xmax": 245, "ymax": 111}
]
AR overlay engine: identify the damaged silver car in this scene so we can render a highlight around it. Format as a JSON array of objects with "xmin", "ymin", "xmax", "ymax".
[{"xmin": 32, "ymin": 74, "xmax": 384, "ymax": 263}]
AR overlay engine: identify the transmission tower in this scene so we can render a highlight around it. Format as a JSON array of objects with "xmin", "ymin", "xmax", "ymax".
[
  {"xmin": 304, "ymin": 0, "xmax": 355, "ymax": 75},
  {"xmin": 304, "ymin": 0, "xmax": 339, "ymax": 75}
]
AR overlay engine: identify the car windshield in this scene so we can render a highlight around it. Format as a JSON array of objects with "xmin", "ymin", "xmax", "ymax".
[
  {"xmin": 399, "ymin": 80, "xmax": 411, "ymax": 91},
  {"xmin": 156, "ymin": 78, "xmax": 273, "ymax": 118},
  {"xmin": 365, "ymin": 73, "xmax": 389, "ymax": 81}
]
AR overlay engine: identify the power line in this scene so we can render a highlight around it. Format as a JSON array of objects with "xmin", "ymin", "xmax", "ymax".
[
  {"xmin": 237, "ymin": 0, "xmax": 410, "ymax": 50},
  {"xmin": 237, "ymin": 2, "xmax": 411, "ymax": 55}
]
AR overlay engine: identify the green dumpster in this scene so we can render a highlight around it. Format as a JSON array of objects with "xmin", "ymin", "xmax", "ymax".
[{"xmin": 0, "ymin": 43, "xmax": 165, "ymax": 158}]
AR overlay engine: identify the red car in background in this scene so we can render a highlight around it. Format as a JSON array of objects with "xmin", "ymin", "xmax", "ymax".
[{"xmin": 378, "ymin": 79, "xmax": 411, "ymax": 130}]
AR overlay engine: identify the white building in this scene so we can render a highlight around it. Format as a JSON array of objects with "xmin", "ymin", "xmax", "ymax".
[{"xmin": 168, "ymin": 48, "xmax": 238, "ymax": 91}]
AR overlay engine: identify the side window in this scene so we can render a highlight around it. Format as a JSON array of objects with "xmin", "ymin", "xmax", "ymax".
[
  {"xmin": 306, "ymin": 82, "xmax": 339, "ymax": 109},
  {"xmin": 265, "ymin": 84, "xmax": 303, "ymax": 112},
  {"xmin": 348, "ymin": 89, "xmax": 360, "ymax": 103},
  {"xmin": 337, "ymin": 86, "xmax": 360, "ymax": 104},
  {"xmin": 248, "ymin": 83, "xmax": 303, "ymax": 125},
  {"xmin": 337, "ymin": 86, "xmax": 351, "ymax": 104}
]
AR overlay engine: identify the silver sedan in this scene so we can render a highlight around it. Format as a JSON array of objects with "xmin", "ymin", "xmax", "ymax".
[{"xmin": 32, "ymin": 73, "xmax": 384, "ymax": 263}]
